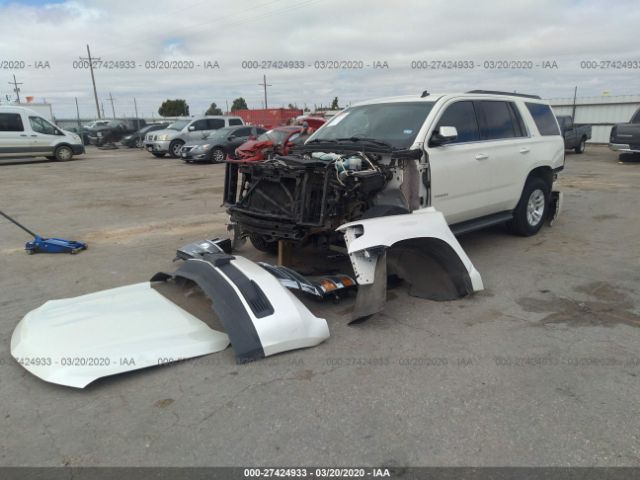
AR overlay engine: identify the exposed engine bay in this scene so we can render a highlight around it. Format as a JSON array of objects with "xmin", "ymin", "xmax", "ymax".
[{"xmin": 224, "ymin": 143, "xmax": 424, "ymax": 246}]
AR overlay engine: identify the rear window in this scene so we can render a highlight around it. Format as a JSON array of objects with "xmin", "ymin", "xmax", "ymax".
[
  {"xmin": 207, "ymin": 118, "xmax": 225, "ymax": 129},
  {"xmin": 0, "ymin": 113, "xmax": 24, "ymax": 132},
  {"xmin": 479, "ymin": 101, "xmax": 526, "ymax": 140},
  {"xmin": 526, "ymin": 103, "xmax": 560, "ymax": 136},
  {"xmin": 228, "ymin": 118, "xmax": 243, "ymax": 126}
]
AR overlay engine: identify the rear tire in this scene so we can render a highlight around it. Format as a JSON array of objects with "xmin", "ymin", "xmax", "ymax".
[
  {"xmin": 54, "ymin": 145, "xmax": 73, "ymax": 161},
  {"xmin": 508, "ymin": 177, "xmax": 550, "ymax": 236},
  {"xmin": 249, "ymin": 233, "xmax": 279, "ymax": 254},
  {"xmin": 169, "ymin": 140, "xmax": 184, "ymax": 158},
  {"xmin": 574, "ymin": 138, "xmax": 586, "ymax": 154}
]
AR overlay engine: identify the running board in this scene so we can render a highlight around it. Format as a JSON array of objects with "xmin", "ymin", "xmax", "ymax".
[{"xmin": 449, "ymin": 212, "xmax": 513, "ymax": 236}]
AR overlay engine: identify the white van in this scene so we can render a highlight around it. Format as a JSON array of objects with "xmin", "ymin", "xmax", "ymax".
[{"xmin": 0, "ymin": 106, "xmax": 85, "ymax": 161}]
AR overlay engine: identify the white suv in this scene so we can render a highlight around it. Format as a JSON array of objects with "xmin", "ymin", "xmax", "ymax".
[
  {"xmin": 145, "ymin": 116, "xmax": 244, "ymax": 158},
  {"xmin": 226, "ymin": 90, "xmax": 565, "ymax": 256}
]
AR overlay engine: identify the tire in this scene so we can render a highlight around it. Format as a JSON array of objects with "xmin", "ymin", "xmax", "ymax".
[
  {"xmin": 249, "ymin": 233, "xmax": 278, "ymax": 254},
  {"xmin": 169, "ymin": 140, "xmax": 184, "ymax": 158},
  {"xmin": 574, "ymin": 138, "xmax": 586, "ymax": 154},
  {"xmin": 152, "ymin": 152, "xmax": 166, "ymax": 158},
  {"xmin": 135, "ymin": 138, "xmax": 144, "ymax": 148},
  {"xmin": 211, "ymin": 147, "xmax": 225, "ymax": 163},
  {"xmin": 508, "ymin": 176, "xmax": 550, "ymax": 236},
  {"xmin": 54, "ymin": 145, "xmax": 73, "ymax": 161}
]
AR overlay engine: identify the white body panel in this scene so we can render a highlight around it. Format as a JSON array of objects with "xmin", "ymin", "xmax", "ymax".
[
  {"xmin": 337, "ymin": 207, "xmax": 484, "ymax": 293},
  {"xmin": 11, "ymin": 283, "xmax": 230, "ymax": 388}
]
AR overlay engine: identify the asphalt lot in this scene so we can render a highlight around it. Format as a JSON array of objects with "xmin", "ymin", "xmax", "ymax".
[{"xmin": 0, "ymin": 145, "xmax": 639, "ymax": 467}]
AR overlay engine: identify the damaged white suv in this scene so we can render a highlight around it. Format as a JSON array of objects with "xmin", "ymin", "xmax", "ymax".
[
  {"xmin": 226, "ymin": 90, "xmax": 564, "ymax": 245},
  {"xmin": 225, "ymin": 90, "xmax": 564, "ymax": 317}
]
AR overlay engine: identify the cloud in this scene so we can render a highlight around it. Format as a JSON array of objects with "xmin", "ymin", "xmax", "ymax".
[{"xmin": 0, "ymin": 0, "xmax": 638, "ymax": 118}]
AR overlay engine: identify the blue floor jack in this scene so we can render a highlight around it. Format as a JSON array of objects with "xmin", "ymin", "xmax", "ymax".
[{"xmin": 0, "ymin": 211, "xmax": 87, "ymax": 254}]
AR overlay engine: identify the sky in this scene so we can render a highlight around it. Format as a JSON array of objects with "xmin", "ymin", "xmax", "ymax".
[{"xmin": 0, "ymin": 0, "xmax": 638, "ymax": 119}]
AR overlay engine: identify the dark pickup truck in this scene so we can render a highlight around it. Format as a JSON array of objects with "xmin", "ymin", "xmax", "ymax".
[
  {"xmin": 609, "ymin": 107, "xmax": 640, "ymax": 155},
  {"xmin": 86, "ymin": 118, "xmax": 146, "ymax": 146},
  {"xmin": 556, "ymin": 115, "xmax": 591, "ymax": 153}
]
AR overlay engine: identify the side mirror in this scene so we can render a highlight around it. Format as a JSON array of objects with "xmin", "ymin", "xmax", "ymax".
[
  {"xmin": 430, "ymin": 126, "xmax": 458, "ymax": 146},
  {"xmin": 188, "ymin": 125, "xmax": 196, "ymax": 131}
]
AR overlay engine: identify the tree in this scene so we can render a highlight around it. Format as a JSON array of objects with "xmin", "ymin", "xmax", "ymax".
[
  {"xmin": 205, "ymin": 102, "xmax": 223, "ymax": 115},
  {"xmin": 287, "ymin": 103, "xmax": 298, "ymax": 110},
  {"xmin": 231, "ymin": 97, "xmax": 248, "ymax": 112},
  {"xmin": 330, "ymin": 96, "xmax": 340, "ymax": 110},
  {"xmin": 158, "ymin": 99, "xmax": 189, "ymax": 117}
]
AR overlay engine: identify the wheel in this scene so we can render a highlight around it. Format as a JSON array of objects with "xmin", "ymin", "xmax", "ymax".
[
  {"xmin": 135, "ymin": 138, "xmax": 144, "ymax": 148},
  {"xmin": 211, "ymin": 147, "xmax": 225, "ymax": 163},
  {"xmin": 169, "ymin": 140, "xmax": 184, "ymax": 158},
  {"xmin": 249, "ymin": 233, "xmax": 278, "ymax": 254},
  {"xmin": 508, "ymin": 177, "xmax": 550, "ymax": 236},
  {"xmin": 574, "ymin": 138, "xmax": 586, "ymax": 154},
  {"xmin": 54, "ymin": 145, "xmax": 73, "ymax": 161},
  {"xmin": 152, "ymin": 152, "xmax": 166, "ymax": 158}
]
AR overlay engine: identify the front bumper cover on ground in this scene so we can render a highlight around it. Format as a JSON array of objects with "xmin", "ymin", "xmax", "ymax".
[{"xmin": 11, "ymin": 252, "xmax": 329, "ymax": 388}]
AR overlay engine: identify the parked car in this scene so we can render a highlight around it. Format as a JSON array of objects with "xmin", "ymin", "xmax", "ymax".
[
  {"xmin": 145, "ymin": 116, "xmax": 245, "ymax": 158},
  {"xmin": 224, "ymin": 90, "xmax": 564, "ymax": 253},
  {"xmin": 86, "ymin": 118, "xmax": 147, "ymax": 146},
  {"xmin": 556, "ymin": 115, "xmax": 591, "ymax": 153},
  {"xmin": 181, "ymin": 126, "xmax": 267, "ymax": 163},
  {"xmin": 609, "ymin": 107, "xmax": 640, "ymax": 155},
  {"xmin": 0, "ymin": 106, "xmax": 84, "ymax": 161},
  {"xmin": 234, "ymin": 126, "xmax": 304, "ymax": 161},
  {"xmin": 121, "ymin": 123, "xmax": 169, "ymax": 148}
]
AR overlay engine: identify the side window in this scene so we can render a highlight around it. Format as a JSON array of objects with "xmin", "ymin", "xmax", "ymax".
[
  {"xmin": 234, "ymin": 127, "xmax": 252, "ymax": 137},
  {"xmin": 631, "ymin": 109, "xmax": 640, "ymax": 124},
  {"xmin": 0, "ymin": 113, "xmax": 24, "ymax": 132},
  {"xmin": 228, "ymin": 118, "xmax": 243, "ymax": 126},
  {"xmin": 478, "ymin": 101, "xmax": 522, "ymax": 140},
  {"xmin": 525, "ymin": 103, "xmax": 560, "ymax": 136},
  {"xmin": 255, "ymin": 128, "xmax": 267, "ymax": 135},
  {"xmin": 435, "ymin": 101, "xmax": 479, "ymax": 143},
  {"xmin": 29, "ymin": 116, "xmax": 58, "ymax": 135},
  {"xmin": 191, "ymin": 119, "xmax": 209, "ymax": 131},
  {"xmin": 207, "ymin": 118, "xmax": 225, "ymax": 129}
]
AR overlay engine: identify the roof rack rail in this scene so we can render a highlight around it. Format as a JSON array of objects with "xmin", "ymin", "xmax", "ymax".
[{"xmin": 466, "ymin": 90, "xmax": 541, "ymax": 100}]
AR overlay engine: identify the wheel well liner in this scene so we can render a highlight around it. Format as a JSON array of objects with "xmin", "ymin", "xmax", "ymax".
[{"xmin": 387, "ymin": 237, "xmax": 474, "ymax": 301}]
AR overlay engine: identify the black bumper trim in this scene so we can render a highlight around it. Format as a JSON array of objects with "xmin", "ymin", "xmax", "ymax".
[{"xmin": 151, "ymin": 256, "xmax": 268, "ymax": 362}]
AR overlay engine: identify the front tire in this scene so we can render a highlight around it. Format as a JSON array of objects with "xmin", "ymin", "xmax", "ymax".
[
  {"xmin": 169, "ymin": 140, "xmax": 184, "ymax": 158},
  {"xmin": 508, "ymin": 177, "xmax": 550, "ymax": 236},
  {"xmin": 54, "ymin": 145, "xmax": 73, "ymax": 161},
  {"xmin": 211, "ymin": 147, "xmax": 225, "ymax": 163},
  {"xmin": 249, "ymin": 233, "xmax": 278, "ymax": 254},
  {"xmin": 574, "ymin": 138, "xmax": 586, "ymax": 154}
]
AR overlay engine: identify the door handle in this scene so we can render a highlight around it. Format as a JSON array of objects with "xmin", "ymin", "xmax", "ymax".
[
  {"xmin": 30, "ymin": 134, "xmax": 38, "ymax": 137},
  {"xmin": 475, "ymin": 153, "xmax": 488, "ymax": 160},
  {"xmin": 519, "ymin": 148, "xmax": 530, "ymax": 154},
  {"xmin": 20, "ymin": 134, "xmax": 27, "ymax": 137}
]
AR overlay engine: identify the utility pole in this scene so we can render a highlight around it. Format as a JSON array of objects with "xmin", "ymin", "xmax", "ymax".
[
  {"xmin": 100, "ymin": 101, "xmax": 105, "ymax": 119},
  {"xmin": 571, "ymin": 86, "xmax": 578, "ymax": 121},
  {"xmin": 106, "ymin": 92, "xmax": 116, "ymax": 118},
  {"xmin": 225, "ymin": 99, "xmax": 229, "ymax": 114},
  {"xmin": 8, "ymin": 74, "xmax": 23, "ymax": 103},
  {"xmin": 84, "ymin": 45, "xmax": 101, "ymax": 118},
  {"xmin": 258, "ymin": 74, "xmax": 271, "ymax": 109},
  {"xmin": 74, "ymin": 97, "xmax": 82, "ymax": 133},
  {"xmin": 133, "ymin": 98, "xmax": 140, "ymax": 130}
]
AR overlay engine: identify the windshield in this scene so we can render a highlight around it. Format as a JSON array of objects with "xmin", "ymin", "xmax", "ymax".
[
  {"xmin": 257, "ymin": 129, "xmax": 291, "ymax": 144},
  {"xmin": 167, "ymin": 120, "xmax": 189, "ymax": 130},
  {"xmin": 632, "ymin": 109, "xmax": 640, "ymax": 124},
  {"xmin": 311, "ymin": 102, "xmax": 435, "ymax": 148}
]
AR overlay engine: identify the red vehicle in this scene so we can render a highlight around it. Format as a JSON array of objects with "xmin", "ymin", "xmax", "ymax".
[{"xmin": 233, "ymin": 126, "xmax": 304, "ymax": 162}]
